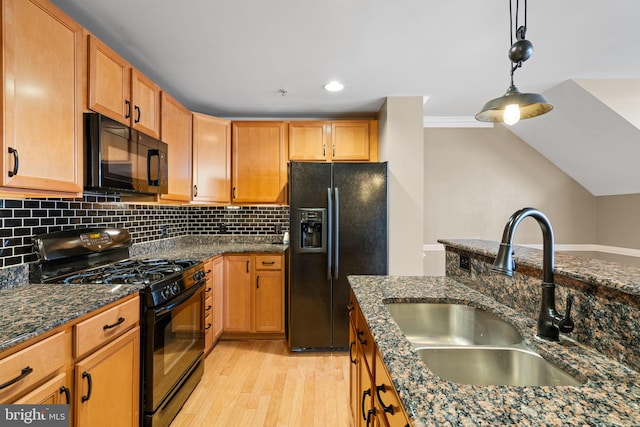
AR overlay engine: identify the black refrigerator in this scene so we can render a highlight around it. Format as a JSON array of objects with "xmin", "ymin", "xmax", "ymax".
[{"xmin": 288, "ymin": 161, "xmax": 388, "ymax": 351}]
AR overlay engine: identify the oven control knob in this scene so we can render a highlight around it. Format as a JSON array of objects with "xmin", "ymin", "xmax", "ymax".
[{"xmin": 172, "ymin": 284, "xmax": 180, "ymax": 294}]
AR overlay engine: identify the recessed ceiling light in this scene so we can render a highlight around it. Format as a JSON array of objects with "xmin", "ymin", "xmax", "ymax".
[{"xmin": 324, "ymin": 81, "xmax": 344, "ymax": 92}]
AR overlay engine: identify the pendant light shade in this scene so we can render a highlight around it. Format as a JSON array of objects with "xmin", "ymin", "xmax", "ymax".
[
  {"xmin": 475, "ymin": 84, "xmax": 553, "ymax": 124},
  {"xmin": 476, "ymin": 0, "xmax": 552, "ymax": 125}
]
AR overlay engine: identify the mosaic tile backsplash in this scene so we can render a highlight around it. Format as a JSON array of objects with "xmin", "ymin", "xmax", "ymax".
[{"xmin": 0, "ymin": 193, "xmax": 289, "ymax": 268}]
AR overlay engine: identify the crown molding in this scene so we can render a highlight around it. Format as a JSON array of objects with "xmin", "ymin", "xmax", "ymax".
[{"xmin": 423, "ymin": 116, "xmax": 494, "ymax": 128}]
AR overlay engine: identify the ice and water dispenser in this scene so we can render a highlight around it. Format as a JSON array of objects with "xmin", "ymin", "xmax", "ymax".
[{"xmin": 297, "ymin": 208, "xmax": 327, "ymax": 253}]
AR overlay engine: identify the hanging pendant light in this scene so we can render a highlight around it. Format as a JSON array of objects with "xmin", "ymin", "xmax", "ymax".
[{"xmin": 475, "ymin": 0, "xmax": 552, "ymax": 125}]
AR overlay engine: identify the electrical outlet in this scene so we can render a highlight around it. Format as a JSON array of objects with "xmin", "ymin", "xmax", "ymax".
[
  {"xmin": 459, "ymin": 254, "xmax": 471, "ymax": 271},
  {"xmin": 219, "ymin": 223, "xmax": 227, "ymax": 234},
  {"xmin": 161, "ymin": 225, "xmax": 167, "ymax": 238},
  {"xmin": 275, "ymin": 224, "xmax": 282, "ymax": 234}
]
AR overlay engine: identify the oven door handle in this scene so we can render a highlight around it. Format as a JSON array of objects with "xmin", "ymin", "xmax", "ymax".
[{"xmin": 153, "ymin": 280, "xmax": 205, "ymax": 317}]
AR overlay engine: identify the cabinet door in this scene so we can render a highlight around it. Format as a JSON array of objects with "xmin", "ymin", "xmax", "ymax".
[
  {"xmin": 2, "ymin": 0, "xmax": 82, "ymax": 193},
  {"xmin": 160, "ymin": 92, "xmax": 192, "ymax": 201},
  {"xmin": 131, "ymin": 69, "xmax": 161, "ymax": 138},
  {"xmin": 331, "ymin": 121, "xmax": 376, "ymax": 161},
  {"xmin": 375, "ymin": 353, "xmax": 410, "ymax": 427},
  {"xmin": 12, "ymin": 373, "xmax": 69, "ymax": 405},
  {"xmin": 212, "ymin": 256, "xmax": 224, "ymax": 340},
  {"xmin": 288, "ymin": 121, "xmax": 328, "ymax": 161},
  {"xmin": 349, "ymin": 315, "xmax": 360, "ymax": 427},
  {"xmin": 231, "ymin": 122, "xmax": 287, "ymax": 204},
  {"xmin": 88, "ymin": 35, "xmax": 131, "ymax": 125},
  {"xmin": 193, "ymin": 113, "xmax": 231, "ymax": 203},
  {"xmin": 75, "ymin": 327, "xmax": 140, "ymax": 427},
  {"xmin": 357, "ymin": 344, "xmax": 375, "ymax": 427},
  {"xmin": 223, "ymin": 255, "xmax": 252, "ymax": 332},
  {"xmin": 254, "ymin": 270, "xmax": 283, "ymax": 333}
]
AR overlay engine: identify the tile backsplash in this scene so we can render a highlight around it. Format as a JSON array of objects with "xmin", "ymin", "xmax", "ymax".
[{"xmin": 0, "ymin": 193, "xmax": 289, "ymax": 268}]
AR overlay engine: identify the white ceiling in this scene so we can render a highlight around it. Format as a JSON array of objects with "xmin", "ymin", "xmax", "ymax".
[
  {"xmin": 50, "ymin": 0, "xmax": 640, "ymax": 119},
  {"xmin": 50, "ymin": 0, "xmax": 640, "ymax": 197}
]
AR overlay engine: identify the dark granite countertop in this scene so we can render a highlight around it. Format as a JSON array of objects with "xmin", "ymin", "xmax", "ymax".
[
  {"xmin": 349, "ymin": 275, "xmax": 640, "ymax": 426},
  {"xmin": 438, "ymin": 239, "xmax": 640, "ymax": 298},
  {"xmin": 0, "ymin": 283, "xmax": 142, "ymax": 353},
  {"xmin": 0, "ymin": 238, "xmax": 288, "ymax": 354}
]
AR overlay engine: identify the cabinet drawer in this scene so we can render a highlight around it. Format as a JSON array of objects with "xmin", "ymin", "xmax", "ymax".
[
  {"xmin": 74, "ymin": 296, "xmax": 140, "ymax": 358},
  {"xmin": 0, "ymin": 331, "xmax": 67, "ymax": 403},
  {"xmin": 255, "ymin": 255, "xmax": 282, "ymax": 270},
  {"xmin": 356, "ymin": 307, "xmax": 375, "ymax": 375}
]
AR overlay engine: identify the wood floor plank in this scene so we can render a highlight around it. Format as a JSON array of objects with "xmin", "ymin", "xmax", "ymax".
[{"xmin": 170, "ymin": 340, "xmax": 351, "ymax": 427}]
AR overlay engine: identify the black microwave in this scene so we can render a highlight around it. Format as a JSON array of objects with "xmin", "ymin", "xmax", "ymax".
[{"xmin": 84, "ymin": 113, "xmax": 168, "ymax": 195}]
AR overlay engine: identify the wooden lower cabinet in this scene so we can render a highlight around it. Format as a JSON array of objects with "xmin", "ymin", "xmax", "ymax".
[
  {"xmin": 204, "ymin": 258, "xmax": 215, "ymax": 353},
  {"xmin": 74, "ymin": 327, "xmax": 140, "ymax": 427},
  {"xmin": 204, "ymin": 255, "xmax": 224, "ymax": 353},
  {"xmin": 223, "ymin": 253, "xmax": 284, "ymax": 337},
  {"xmin": 350, "ymin": 290, "xmax": 410, "ymax": 427},
  {"xmin": 12, "ymin": 373, "xmax": 69, "ymax": 405},
  {"xmin": 212, "ymin": 256, "xmax": 224, "ymax": 341}
]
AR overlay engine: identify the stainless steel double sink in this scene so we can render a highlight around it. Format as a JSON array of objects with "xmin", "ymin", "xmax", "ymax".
[{"xmin": 385, "ymin": 302, "xmax": 583, "ymax": 386}]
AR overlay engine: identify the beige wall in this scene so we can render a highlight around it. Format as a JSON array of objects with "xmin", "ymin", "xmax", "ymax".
[
  {"xmin": 596, "ymin": 194, "xmax": 640, "ymax": 249},
  {"xmin": 378, "ymin": 96, "xmax": 425, "ymax": 275},
  {"xmin": 423, "ymin": 125, "xmax": 597, "ymax": 275}
]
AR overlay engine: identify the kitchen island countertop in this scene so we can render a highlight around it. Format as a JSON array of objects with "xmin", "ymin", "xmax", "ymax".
[{"xmin": 349, "ymin": 275, "xmax": 640, "ymax": 426}]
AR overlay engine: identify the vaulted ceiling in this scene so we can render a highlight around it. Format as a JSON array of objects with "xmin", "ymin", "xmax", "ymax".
[{"xmin": 50, "ymin": 0, "xmax": 640, "ymax": 196}]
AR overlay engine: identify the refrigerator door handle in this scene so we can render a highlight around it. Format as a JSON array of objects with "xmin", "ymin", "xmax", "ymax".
[
  {"xmin": 334, "ymin": 187, "xmax": 339, "ymax": 279},
  {"xmin": 327, "ymin": 187, "xmax": 333, "ymax": 280}
]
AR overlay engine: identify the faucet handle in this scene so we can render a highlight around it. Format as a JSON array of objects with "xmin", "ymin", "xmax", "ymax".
[{"xmin": 558, "ymin": 295, "xmax": 575, "ymax": 333}]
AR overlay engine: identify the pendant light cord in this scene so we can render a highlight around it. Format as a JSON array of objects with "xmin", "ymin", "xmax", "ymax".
[{"xmin": 509, "ymin": 0, "xmax": 528, "ymax": 85}]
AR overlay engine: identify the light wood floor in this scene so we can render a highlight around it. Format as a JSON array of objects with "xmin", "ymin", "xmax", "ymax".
[{"xmin": 170, "ymin": 340, "xmax": 352, "ymax": 427}]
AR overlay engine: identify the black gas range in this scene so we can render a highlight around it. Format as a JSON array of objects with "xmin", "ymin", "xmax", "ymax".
[{"xmin": 31, "ymin": 228, "xmax": 206, "ymax": 427}]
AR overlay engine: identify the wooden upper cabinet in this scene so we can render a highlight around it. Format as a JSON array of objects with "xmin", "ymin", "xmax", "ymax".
[
  {"xmin": 88, "ymin": 35, "xmax": 161, "ymax": 138},
  {"xmin": 331, "ymin": 121, "xmax": 378, "ymax": 161},
  {"xmin": 192, "ymin": 113, "xmax": 231, "ymax": 203},
  {"xmin": 88, "ymin": 35, "xmax": 130, "ymax": 123},
  {"xmin": 131, "ymin": 69, "xmax": 160, "ymax": 137},
  {"xmin": 160, "ymin": 92, "xmax": 192, "ymax": 201},
  {"xmin": 1, "ymin": 0, "xmax": 83, "ymax": 194},
  {"xmin": 288, "ymin": 122, "xmax": 329, "ymax": 161},
  {"xmin": 288, "ymin": 120, "xmax": 378, "ymax": 162},
  {"xmin": 232, "ymin": 121, "xmax": 287, "ymax": 204}
]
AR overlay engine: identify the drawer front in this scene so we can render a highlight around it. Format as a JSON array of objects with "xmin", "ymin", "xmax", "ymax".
[
  {"xmin": 74, "ymin": 296, "xmax": 140, "ymax": 358},
  {"xmin": 0, "ymin": 331, "xmax": 67, "ymax": 403},
  {"xmin": 356, "ymin": 307, "xmax": 375, "ymax": 375},
  {"xmin": 255, "ymin": 254, "xmax": 282, "ymax": 270}
]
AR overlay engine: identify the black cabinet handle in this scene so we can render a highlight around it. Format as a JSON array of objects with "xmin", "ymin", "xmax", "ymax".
[
  {"xmin": 193, "ymin": 184, "xmax": 198, "ymax": 197},
  {"xmin": 349, "ymin": 341, "xmax": 356, "ymax": 364},
  {"xmin": 246, "ymin": 260, "xmax": 249, "ymax": 273},
  {"xmin": 357, "ymin": 330, "xmax": 367, "ymax": 345},
  {"xmin": 261, "ymin": 261, "xmax": 275, "ymax": 265},
  {"xmin": 376, "ymin": 384, "xmax": 395, "ymax": 414},
  {"xmin": 125, "ymin": 100, "xmax": 131, "ymax": 118},
  {"xmin": 81, "ymin": 371, "xmax": 92, "ymax": 402},
  {"xmin": 134, "ymin": 105, "xmax": 141, "ymax": 123},
  {"xmin": 232, "ymin": 187, "xmax": 237, "ymax": 199},
  {"xmin": 205, "ymin": 305, "xmax": 212, "ymax": 311},
  {"xmin": 7, "ymin": 147, "xmax": 18, "ymax": 177},
  {"xmin": 366, "ymin": 408, "xmax": 376, "ymax": 427},
  {"xmin": 103, "ymin": 317, "xmax": 125, "ymax": 330},
  {"xmin": 256, "ymin": 276, "xmax": 260, "ymax": 289},
  {"xmin": 59, "ymin": 386, "xmax": 71, "ymax": 404},
  {"xmin": 361, "ymin": 388, "xmax": 371, "ymax": 421},
  {"xmin": 205, "ymin": 323, "xmax": 212, "ymax": 330},
  {"xmin": 205, "ymin": 287, "xmax": 212, "ymax": 293},
  {"xmin": 0, "ymin": 366, "xmax": 32, "ymax": 389},
  {"xmin": 347, "ymin": 301, "xmax": 354, "ymax": 312}
]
